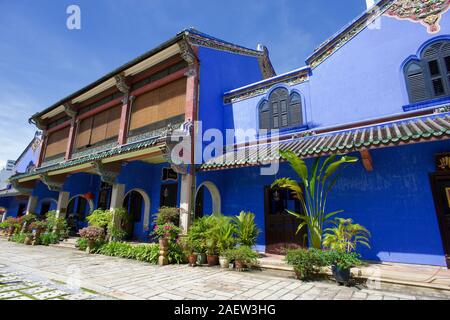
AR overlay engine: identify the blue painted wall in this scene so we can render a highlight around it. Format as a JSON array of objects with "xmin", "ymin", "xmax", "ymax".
[
  {"xmin": 221, "ymin": 16, "xmax": 450, "ymax": 136},
  {"xmin": 197, "ymin": 46, "xmax": 264, "ymax": 162},
  {"xmin": 199, "ymin": 140, "xmax": 450, "ymax": 266}
]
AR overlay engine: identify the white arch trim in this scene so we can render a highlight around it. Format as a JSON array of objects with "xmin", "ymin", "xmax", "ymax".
[
  {"xmin": 68, "ymin": 194, "xmax": 94, "ymax": 214},
  {"xmin": 124, "ymin": 188, "xmax": 151, "ymax": 233},
  {"xmin": 38, "ymin": 198, "xmax": 58, "ymax": 206},
  {"xmin": 196, "ymin": 181, "xmax": 221, "ymax": 215}
]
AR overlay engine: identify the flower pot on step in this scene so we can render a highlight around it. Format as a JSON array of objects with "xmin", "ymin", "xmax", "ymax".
[
  {"xmin": 197, "ymin": 253, "xmax": 207, "ymax": 265},
  {"xmin": 207, "ymin": 255, "xmax": 219, "ymax": 266},
  {"xmin": 332, "ymin": 265, "xmax": 351, "ymax": 285},
  {"xmin": 188, "ymin": 254, "xmax": 198, "ymax": 267},
  {"xmin": 235, "ymin": 260, "xmax": 246, "ymax": 270},
  {"xmin": 24, "ymin": 235, "xmax": 33, "ymax": 245},
  {"xmin": 219, "ymin": 256, "xmax": 229, "ymax": 269}
]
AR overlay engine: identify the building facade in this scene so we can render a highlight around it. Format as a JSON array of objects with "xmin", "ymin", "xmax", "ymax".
[{"xmin": 6, "ymin": 0, "xmax": 450, "ymax": 267}]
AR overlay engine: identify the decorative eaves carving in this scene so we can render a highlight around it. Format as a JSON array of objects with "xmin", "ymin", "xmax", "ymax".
[
  {"xmin": 92, "ymin": 161, "xmax": 119, "ymax": 185},
  {"xmin": 64, "ymin": 103, "xmax": 77, "ymax": 119},
  {"xmin": 39, "ymin": 174, "xmax": 64, "ymax": 192},
  {"xmin": 179, "ymin": 38, "xmax": 197, "ymax": 65}
]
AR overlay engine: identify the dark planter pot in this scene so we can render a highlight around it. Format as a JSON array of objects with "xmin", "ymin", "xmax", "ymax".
[
  {"xmin": 188, "ymin": 254, "xmax": 198, "ymax": 267},
  {"xmin": 207, "ymin": 255, "xmax": 219, "ymax": 266},
  {"xmin": 332, "ymin": 265, "xmax": 351, "ymax": 285},
  {"xmin": 197, "ymin": 253, "xmax": 207, "ymax": 265}
]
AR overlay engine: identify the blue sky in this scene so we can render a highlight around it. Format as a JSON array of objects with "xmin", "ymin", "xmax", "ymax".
[{"xmin": 0, "ymin": 0, "xmax": 368, "ymax": 167}]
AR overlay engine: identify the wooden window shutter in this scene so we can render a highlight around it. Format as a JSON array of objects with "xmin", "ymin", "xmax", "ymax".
[
  {"xmin": 289, "ymin": 93, "xmax": 302, "ymax": 126},
  {"xmin": 45, "ymin": 127, "xmax": 70, "ymax": 159},
  {"xmin": 259, "ymin": 101, "xmax": 271, "ymax": 129},
  {"xmin": 90, "ymin": 109, "xmax": 109, "ymax": 144},
  {"xmin": 75, "ymin": 117, "xmax": 93, "ymax": 149},
  {"xmin": 105, "ymin": 104, "xmax": 122, "ymax": 139},
  {"xmin": 405, "ymin": 62, "xmax": 430, "ymax": 103}
]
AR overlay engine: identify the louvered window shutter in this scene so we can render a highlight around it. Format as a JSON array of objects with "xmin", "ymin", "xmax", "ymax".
[
  {"xmin": 405, "ymin": 62, "xmax": 430, "ymax": 103},
  {"xmin": 289, "ymin": 93, "xmax": 302, "ymax": 126},
  {"xmin": 259, "ymin": 101, "xmax": 271, "ymax": 130}
]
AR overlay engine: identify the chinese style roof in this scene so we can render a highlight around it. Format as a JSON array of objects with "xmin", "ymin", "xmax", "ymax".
[
  {"xmin": 9, "ymin": 134, "xmax": 166, "ymax": 182},
  {"xmin": 30, "ymin": 28, "xmax": 274, "ymax": 123},
  {"xmin": 199, "ymin": 112, "xmax": 450, "ymax": 171}
]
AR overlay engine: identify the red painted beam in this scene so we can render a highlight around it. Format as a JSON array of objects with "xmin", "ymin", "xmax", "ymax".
[{"xmin": 65, "ymin": 120, "xmax": 77, "ymax": 160}]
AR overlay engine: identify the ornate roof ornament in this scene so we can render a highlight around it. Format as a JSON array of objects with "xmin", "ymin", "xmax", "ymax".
[
  {"xmin": 179, "ymin": 39, "xmax": 197, "ymax": 65},
  {"xmin": 257, "ymin": 45, "xmax": 276, "ymax": 79},
  {"xmin": 385, "ymin": 0, "xmax": 450, "ymax": 34}
]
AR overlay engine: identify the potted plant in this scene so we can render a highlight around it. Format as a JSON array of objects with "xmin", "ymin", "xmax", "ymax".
[
  {"xmin": 285, "ymin": 248, "xmax": 331, "ymax": 280},
  {"xmin": 179, "ymin": 237, "xmax": 198, "ymax": 267},
  {"xmin": 217, "ymin": 220, "xmax": 236, "ymax": 268},
  {"xmin": 205, "ymin": 238, "xmax": 219, "ymax": 266},
  {"xmin": 224, "ymin": 246, "xmax": 259, "ymax": 271},
  {"xmin": 152, "ymin": 223, "xmax": 181, "ymax": 246},
  {"xmin": 154, "ymin": 207, "xmax": 180, "ymax": 226},
  {"xmin": 233, "ymin": 211, "xmax": 260, "ymax": 247},
  {"xmin": 29, "ymin": 220, "xmax": 47, "ymax": 241},
  {"xmin": 5, "ymin": 218, "xmax": 21, "ymax": 240},
  {"xmin": 323, "ymin": 218, "xmax": 371, "ymax": 285},
  {"xmin": 187, "ymin": 217, "xmax": 212, "ymax": 265},
  {"xmin": 79, "ymin": 226, "xmax": 105, "ymax": 253}
]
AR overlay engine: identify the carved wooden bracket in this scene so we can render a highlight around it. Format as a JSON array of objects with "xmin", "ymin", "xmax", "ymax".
[
  {"xmin": 10, "ymin": 180, "xmax": 33, "ymax": 195},
  {"xmin": 162, "ymin": 122, "xmax": 191, "ymax": 175},
  {"xmin": 360, "ymin": 149, "xmax": 374, "ymax": 172},
  {"xmin": 92, "ymin": 161, "xmax": 121, "ymax": 184},
  {"xmin": 64, "ymin": 103, "xmax": 77, "ymax": 119},
  {"xmin": 39, "ymin": 174, "xmax": 65, "ymax": 192}
]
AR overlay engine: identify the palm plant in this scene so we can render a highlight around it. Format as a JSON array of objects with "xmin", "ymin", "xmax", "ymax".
[
  {"xmin": 233, "ymin": 211, "xmax": 260, "ymax": 247},
  {"xmin": 272, "ymin": 151, "xmax": 358, "ymax": 249},
  {"xmin": 323, "ymin": 218, "xmax": 371, "ymax": 253}
]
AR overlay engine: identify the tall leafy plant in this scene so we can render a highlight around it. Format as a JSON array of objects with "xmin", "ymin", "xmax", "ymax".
[
  {"xmin": 272, "ymin": 151, "xmax": 358, "ymax": 249},
  {"xmin": 233, "ymin": 211, "xmax": 260, "ymax": 247},
  {"xmin": 323, "ymin": 218, "xmax": 371, "ymax": 253}
]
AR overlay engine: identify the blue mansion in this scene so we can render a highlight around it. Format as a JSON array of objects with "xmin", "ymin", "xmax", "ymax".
[{"xmin": 2, "ymin": 0, "xmax": 450, "ymax": 268}]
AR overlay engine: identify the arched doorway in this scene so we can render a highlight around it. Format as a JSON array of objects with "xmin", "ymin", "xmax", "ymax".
[
  {"xmin": 38, "ymin": 198, "xmax": 58, "ymax": 217},
  {"xmin": 123, "ymin": 189, "xmax": 150, "ymax": 241},
  {"xmin": 194, "ymin": 181, "xmax": 221, "ymax": 220},
  {"xmin": 67, "ymin": 195, "xmax": 93, "ymax": 236}
]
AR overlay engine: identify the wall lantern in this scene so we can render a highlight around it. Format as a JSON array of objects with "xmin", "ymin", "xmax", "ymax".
[
  {"xmin": 163, "ymin": 187, "xmax": 169, "ymax": 198},
  {"xmin": 273, "ymin": 189, "xmax": 280, "ymax": 202},
  {"xmin": 84, "ymin": 192, "xmax": 95, "ymax": 200}
]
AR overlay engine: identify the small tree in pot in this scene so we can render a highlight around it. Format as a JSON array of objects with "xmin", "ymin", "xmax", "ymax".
[
  {"xmin": 224, "ymin": 246, "xmax": 259, "ymax": 271},
  {"xmin": 323, "ymin": 218, "xmax": 371, "ymax": 285}
]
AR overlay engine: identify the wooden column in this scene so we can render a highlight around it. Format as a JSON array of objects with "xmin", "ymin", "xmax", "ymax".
[
  {"xmin": 115, "ymin": 74, "xmax": 131, "ymax": 145},
  {"xmin": 36, "ymin": 132, "xmax": 48, "ymax": 168},
  {"xmin": 64, "ymin": 103, "xmax": 78, "ymax": 160},
  {"xmin": 360, "ymin": 149, "xmax": 374, "ymax": 172}
]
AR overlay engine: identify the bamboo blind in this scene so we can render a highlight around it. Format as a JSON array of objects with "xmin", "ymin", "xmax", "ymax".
[
  {"xmin": 45, "ymin": 126, "xmax": 70, "ymax": 159},
  {"xmin": 75, "ymin": 104, "xmax": 122, "ymax": 149},
  {"xmin": 130, "ymin": 78, "xmax": 186, "ymax": 131}
]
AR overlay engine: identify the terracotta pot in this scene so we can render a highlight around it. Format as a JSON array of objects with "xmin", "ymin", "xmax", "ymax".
[
  {"xmin": 188, "ymin": 254, "xmax": 198, "ymax": 267},
  {"xmin": 87, "ymin": 239, "xmax": 95, "ymax": 253},
  {"xmin": 235, "ymin": 260, "xmax": 246, "ymax": 270},
  {"xmin": 24, "ymin": 236, "xmax": 33, "ymax": 245},
  {"xmin": 207, "ymin": 255, "xmax": 219, "ymax": 266}
]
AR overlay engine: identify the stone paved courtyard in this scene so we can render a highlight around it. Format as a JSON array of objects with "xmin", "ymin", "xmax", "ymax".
[{"xmin": 1, "ymin": 239, "xmax": 449, "ymax": 300}]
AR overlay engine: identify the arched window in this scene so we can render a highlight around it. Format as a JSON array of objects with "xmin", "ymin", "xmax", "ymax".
[
  {"xmin": 405, "ymin": 40, "xmax": 450, "ymax": 103},
  {"xmin": 259, "ymin": 88, "xmax": 303, "ymax": 130}
]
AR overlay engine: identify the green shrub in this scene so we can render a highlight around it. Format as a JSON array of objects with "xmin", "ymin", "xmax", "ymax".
[
  {"xmin": 76, "ymin": 238, "xmax": 88, "ymax": 251},
  {"xmin": 86, "ymin": 209, "xmax": 112, "ymax": 229},
  {"xmin": 168, "ymin": 242, "xmax": 186, "ymax": 264},
  {"xmin": 154, "ymin": 207, "xmax": 180, "ymax": 226},
  {"xmin": 38, "ymin": 232, "xmax": 60, "ymax": 246},
  {"xmin": 233, "ymin": 212, "xmax": 260, "ymax": 247},
  {"xmin": 323, "ymin": 218, "xmax": 371, "ymax": 253},
  {"xmin": 224, "ymin": 246, "xmax": 259, "ymax": 267},
  {"xmin": 285, "ymin": 248, "xmax": 331, "ymax": 280},
  {"xmin": 11, "ymin": 233, "xmax": 26, "ymax": 243},
  {"xmin": 97, "ymin": 242, "xmax": 159, "ymax": 264},
  {"xmin": 45, "ymin": 211, "xmax": 68, "ymax": 239},
  {"xmin": 328, "ymin": 251, "xmax": 362, "ymax": 270}
]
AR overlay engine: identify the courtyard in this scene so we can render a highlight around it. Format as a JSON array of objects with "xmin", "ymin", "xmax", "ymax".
[{"xmin": 0, "ymin": 240, "xmax": 449, "ymax": 301}]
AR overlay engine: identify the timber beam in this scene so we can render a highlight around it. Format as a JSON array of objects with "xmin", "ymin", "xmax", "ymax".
[{"xmin": 360, "ymin": 149, "xmax": 374, "ymax": 172}]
